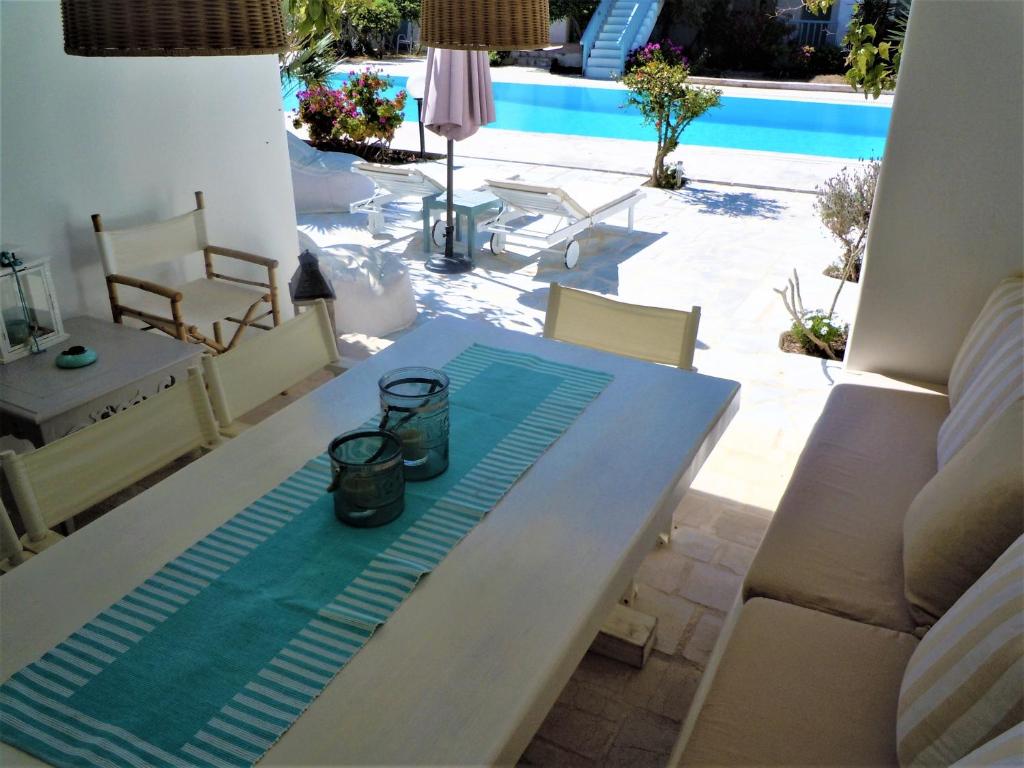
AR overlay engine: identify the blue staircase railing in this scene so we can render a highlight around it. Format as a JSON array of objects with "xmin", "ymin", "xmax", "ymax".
[{"xmin": 580, "ymin": 0, "xmax": 613, "ymax": 73}]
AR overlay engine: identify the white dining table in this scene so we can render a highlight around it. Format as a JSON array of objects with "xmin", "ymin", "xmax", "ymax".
[{"xmin": 0, "ymin": 317, "xmax": 739, "ymax": 767}]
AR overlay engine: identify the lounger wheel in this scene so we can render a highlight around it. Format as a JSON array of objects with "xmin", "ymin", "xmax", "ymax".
[
  {"xmin": 490, "ymin": 233, "xmax": 507, "ymax": 255},
  {"xmin": 563, "ymin": 240, "xmax": 580, "ymax": 269},
  {"xmin": 431, "ymin": 219, "xmax": 447, "ymax": 248},
  {"xmin": 367, "ymin": 212, "xmax": 385, "ymax": 235}
]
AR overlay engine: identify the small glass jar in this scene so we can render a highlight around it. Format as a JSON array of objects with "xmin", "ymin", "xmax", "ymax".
[
  {"xmin": 328, "ymin": 430, "xmax": 405, "ymax": 527},
  {"xmin": 378, "ymin": 367, "xmax": 450, "ymax": 481}
]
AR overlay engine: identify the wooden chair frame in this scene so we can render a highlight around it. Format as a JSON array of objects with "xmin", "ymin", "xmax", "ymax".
[
  {"xmin": 93, "ymin": 191, "xmax": 282, "ymax": 354},
  {"xmin": 0, "ymin": 497, "xmax": 33, "ymax": 573}
]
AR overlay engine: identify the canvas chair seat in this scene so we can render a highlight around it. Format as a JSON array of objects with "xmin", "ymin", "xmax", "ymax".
[{"xmin": 131, "ymin": 278, "xmax": 268, "ymax": 331}]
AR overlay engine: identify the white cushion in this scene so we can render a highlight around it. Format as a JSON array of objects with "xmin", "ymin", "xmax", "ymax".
[{"xmin": 296, "ymin": 232, "xmax": 416, "ymax": 337}]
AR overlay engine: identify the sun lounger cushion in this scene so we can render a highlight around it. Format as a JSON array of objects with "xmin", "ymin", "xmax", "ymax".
[
  {"xmin": 937, "ymin": 276, "xmax": 1023, "ymax": 467},
  {"xmin": 680, "ymin": 598, "xmax": 917, "ymax": 767},
  {"xmin": 903, "ymin": 399, "xmax": 1024, "ymax": 629},
  {"xmin": 742, "ymin": 383, "xmax": 949, "ymax": 633},
  {"xmin": 896, "ymin": 535, "xmax": 1023, "ymax": 768}
]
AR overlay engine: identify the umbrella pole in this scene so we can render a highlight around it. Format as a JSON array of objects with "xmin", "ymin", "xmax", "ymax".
[
  {"xmin": 426, "ymin": 138, "xmax": 473, "ymax": 274},
  {"xmin": 445, "ymin": 139, "xmax": 455, "ymax": 260}
]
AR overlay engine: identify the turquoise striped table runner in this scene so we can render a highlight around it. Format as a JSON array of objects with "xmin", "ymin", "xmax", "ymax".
[{"xmin": 0, "ymin": 343, "xmax": 613, "ymax": 768}]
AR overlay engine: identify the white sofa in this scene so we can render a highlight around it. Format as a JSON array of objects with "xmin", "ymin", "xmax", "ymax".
[{"xmin": 672, "ymin": 275, "xmax": 1024, "ymax": 766}]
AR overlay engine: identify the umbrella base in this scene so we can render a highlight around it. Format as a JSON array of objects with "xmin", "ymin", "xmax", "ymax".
[{"xmin": 425, "ymin": 255, "xmax": 474, "ymax": 274}]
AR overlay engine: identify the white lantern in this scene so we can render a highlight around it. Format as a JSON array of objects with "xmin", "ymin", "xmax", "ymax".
[{"xmin": 0, "ymin": 253, "xmax": 69, "ymax": 364}]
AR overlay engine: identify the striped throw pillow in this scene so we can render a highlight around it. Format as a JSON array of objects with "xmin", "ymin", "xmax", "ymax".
[
  {"xmin": 897, "ymin": 535, "xmax": 1024, "ymax": 767},
  {"xmin": 951, "ymin": 722, "xmax": 1024, "ymax": 766},
  {"xmin": 938, "ymin": 276, "xmax": 1023, "ymax": 467}
]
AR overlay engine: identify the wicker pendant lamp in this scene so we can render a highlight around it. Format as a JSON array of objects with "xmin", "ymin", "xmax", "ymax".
[
  {"xmin": 60, "ymin": 0, "xmax": 287, "ymax": 57},
  {"xmin": 420, "ymin": 0, "xmax": 550, "ymax": 51}
]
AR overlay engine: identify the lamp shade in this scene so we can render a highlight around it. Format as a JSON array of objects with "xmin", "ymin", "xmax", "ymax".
[
  {"xmin": 420, "ymin": 0, "xmax": 550, "ymax": 51},
  {"xmin": 60, "ymin": 0, "xmax": 287, "ymax": 57}
]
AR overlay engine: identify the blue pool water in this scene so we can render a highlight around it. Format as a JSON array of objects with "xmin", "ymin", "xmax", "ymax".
[{"xmin": 283, "ymin": 76, "xmax": 890, "ymax": 159}]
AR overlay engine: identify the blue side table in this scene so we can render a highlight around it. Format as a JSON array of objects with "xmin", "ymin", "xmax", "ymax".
[{"xmin": 422, "ymin": 190, "xmax": 502, "ymax": 257}]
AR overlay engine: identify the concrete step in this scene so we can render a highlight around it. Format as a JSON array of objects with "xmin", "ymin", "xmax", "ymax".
[{"xmin": 585, "ymin": 65, "xmax": 620, "ymax": 79}]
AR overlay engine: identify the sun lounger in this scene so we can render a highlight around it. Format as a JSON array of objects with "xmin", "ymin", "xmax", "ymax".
[
  {"xmin": 351, "ymin": 162, "xmax": 446, "ymax": 234},
  {"xmin": 483, "ymin": 179, "xmax": 644, "ymax": 269}
]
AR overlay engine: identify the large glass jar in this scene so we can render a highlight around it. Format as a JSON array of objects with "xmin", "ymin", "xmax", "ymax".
[{"xmin": 378, "ymin": 367, "xmax": 450, "ymax": 481}]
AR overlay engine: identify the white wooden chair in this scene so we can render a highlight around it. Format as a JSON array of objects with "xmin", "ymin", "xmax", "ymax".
[
  {"xmin": 201, "ymin": 298, "xmax": 341, "ymax": 436},
  {"xmin": 92, "ymin": 191, "xmax": 282, "ymax": 354},
  {"xmin": 0, "ymin": 367, "xmax": 221, "ymax": 555},
  {"xmin": 0, "ymin": 498, "xmax": 33, "ymax": 573},
  {"xmin": 544, "ymin": 283, "xmax": 701, "ymax": 371}
]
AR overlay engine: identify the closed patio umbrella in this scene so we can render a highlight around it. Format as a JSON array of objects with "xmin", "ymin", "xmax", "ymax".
[{"xmin": 422, "ymin": 47, "xmax": 496, "ymax": 273}]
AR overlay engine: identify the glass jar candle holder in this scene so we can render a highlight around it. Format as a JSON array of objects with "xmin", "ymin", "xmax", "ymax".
[
  {"xmin": 378, "ymin": 367, "xmax": 450, "ymax": 481},
  {"xmin": 327, "ymin": 430, "xmax": 405, "ymax": 527}
]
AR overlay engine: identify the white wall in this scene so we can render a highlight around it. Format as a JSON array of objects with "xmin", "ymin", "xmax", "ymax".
[
  {"xmin": 0, "ymin": 0, "xmax": 299, "ymax": 322},
  {"xmin": 845, "ymin": 0, "xmax": 1024, "ymax": 384}
]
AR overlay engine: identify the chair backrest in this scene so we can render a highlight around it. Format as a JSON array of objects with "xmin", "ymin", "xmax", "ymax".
[
  {"xmin": 485, "ymin": 178, "xmax": 588, "ymax": 220},
  {"xmin": 544, "ymin": 283, "xmax": 701, "ymax": 370},
  {"xmin": 353, "ymin": 162, "xmax": 445, "ymax": 198},
  {"xmin": 92, "ymin": 192, "xmax": 209, "ymax": 275},
  {"xmin": 202, "ymin": 299, "xmax": 340, "ymax": 428},
  {"xmin": 0, "ymin": 367, "xmax": 220, "ymax": 538}
]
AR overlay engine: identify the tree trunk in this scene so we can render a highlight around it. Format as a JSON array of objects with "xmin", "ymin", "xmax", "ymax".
[{"xmin": 653, "ymin": 144, "xmax": 666, "ymax": 186}]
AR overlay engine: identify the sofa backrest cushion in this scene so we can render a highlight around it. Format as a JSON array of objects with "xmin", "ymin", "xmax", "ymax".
[
  {"xmin": 896, "ymin": 535, "xmax": 1023, "ymax": 767},
  {"xmin": 950, "ymin": 723, "xmax": 1024, "ymax": 766},
  {"xmin": 904, "ymin": 399, "xmax": 1024, "ymax": 628},
  {"xmin": 938, "ymin": 276, "xmax": 1023, "ymax": 468}
]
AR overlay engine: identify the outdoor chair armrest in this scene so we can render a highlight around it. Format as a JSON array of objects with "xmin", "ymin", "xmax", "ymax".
[
  {"xmin": 106, "ymin": 273, "xmax": 182, "ymax": 302},
  {"xmin": 206, "ymin": 245, "xmax": 279, "ymax": 270}
]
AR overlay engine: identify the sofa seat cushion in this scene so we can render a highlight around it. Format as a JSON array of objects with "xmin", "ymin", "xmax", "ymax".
[
  {"xmin": 743, "ymin": 383, "xmax": 949, "ymax": 632},
  {"xmin": 897, "ymin": 536, "xmax": 1023, "ymax": 767},
  {"xmin": 681, "ymin": 598, "xmax": 919, "ymax": 766},
  {"xmin": 904, "ymin": 399, "xmax": 1024, "ymax": 628}
]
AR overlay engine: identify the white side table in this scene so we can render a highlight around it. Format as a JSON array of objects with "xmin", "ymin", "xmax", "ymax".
[{"xmin": 0, "ymin": 316, "xmax": 202, "ymax": 447}]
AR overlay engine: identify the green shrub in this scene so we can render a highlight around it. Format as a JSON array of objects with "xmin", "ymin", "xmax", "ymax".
[
  {"xmin": 293, "ymin": 69, "xmax": 407, "ymax": 158},
  {"xmin": 394, "ymin": 0, "xmax": 419, "ymax": 21},
  {"xmin": 488, "ymin": 51, "xmax": 514, "ymax": 67},
  {"xmin": 814, "ymin": 160, "xmax": 881, "ymax": 282},
  {"xmin": 784, "ymin": 43, "xmax": 848, "ymax": 78},
  {"xmin": 791, "ymin": 311, "xmax": 848, "ymax": 354},
  {"xmin": 346, "ymin": 0, "xmax": 401, "ymax": 54},
  {"xmin": 692, "ymin": 0, "xmax": 794, "ymax": 74}
]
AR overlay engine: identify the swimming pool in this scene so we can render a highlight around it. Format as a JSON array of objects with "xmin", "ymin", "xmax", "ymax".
[{"xmin": 283, "ymin": 76, "xmax": 890, "ymax": 159}]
